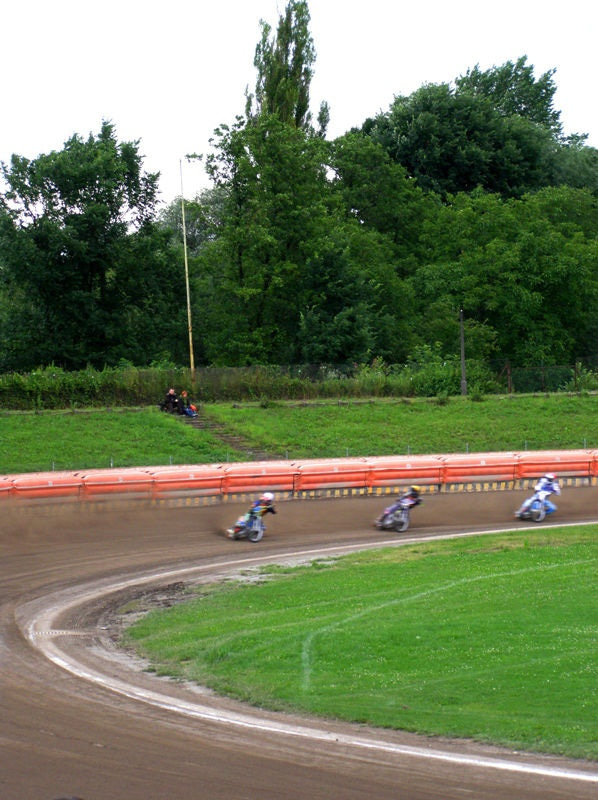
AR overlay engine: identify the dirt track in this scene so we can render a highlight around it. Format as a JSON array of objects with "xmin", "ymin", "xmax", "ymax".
[{"xmin": 1, "ymin": 487, "xmax": 597, "ymax": 800}]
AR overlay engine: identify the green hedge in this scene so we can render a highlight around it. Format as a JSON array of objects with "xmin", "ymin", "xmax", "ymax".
[{"xmin": 0, "ymin": 360, "xmax": 591, "ymax": 411}]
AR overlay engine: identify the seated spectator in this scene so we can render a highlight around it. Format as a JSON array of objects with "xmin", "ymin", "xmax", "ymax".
[
  {"xmin": 180, "ymin": 390, "xmax": 198, "ymax": 417},
  {"xmin": 163, "ymin": 387, "xmax": 179, "ymax": 413}
]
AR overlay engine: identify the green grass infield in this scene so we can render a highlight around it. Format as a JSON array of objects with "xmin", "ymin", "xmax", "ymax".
[{"xmin": 124, "ymin": 526, "xmax": 597, "ymax": 760}]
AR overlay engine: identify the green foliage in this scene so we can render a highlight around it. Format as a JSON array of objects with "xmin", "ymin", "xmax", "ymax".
[
  {"xmin": 2, "ymin": 13, "xmax": 598, "ymax": 377},
  {"xmin": 0, "ymin": 364, "xmax": 195, "ymax": 410},
  {"xmin": 413, "ymin": 187, "xmax": 598, "ymax": 367},
  {"xmin": 0, "ymin": 122, "xmax": 185, "ymax": 371},
  {"xmin": 454, "ymin": 56, "xmax": 562, "ymax": 134},
  {"xmin": 366, "ymin": 82, "xmax": 557, "ymax": 198},
  {"xmin": 330, "ymin": 132, "xmax": 432, "ymax": 265},
  {"xmin": 204, "ymin": 110, "xmax": 398, "ymax": 366},
  {"xmin": 397, "ymin": 344, "xmax": 499, "ymax": 397},
  {"xmin": 0, "ymin": 357, "xmax": 592, "ymax": 413},
  {"xmin": 247, "ymin": 0, "xmax": 324, "ymax": 133},
  {"xmin": 561, "ymin": 363, "xmax": 598, "ymax": 392}
]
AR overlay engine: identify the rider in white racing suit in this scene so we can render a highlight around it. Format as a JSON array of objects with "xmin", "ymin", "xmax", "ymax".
[{"xmin": 515, "ymin": 473, "xmax": 561, "ymax": 518}]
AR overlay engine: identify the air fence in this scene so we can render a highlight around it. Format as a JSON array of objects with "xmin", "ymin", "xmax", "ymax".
[{"xmin": 1, "ymin": 450, "xmax": 597, "ymax": 504}]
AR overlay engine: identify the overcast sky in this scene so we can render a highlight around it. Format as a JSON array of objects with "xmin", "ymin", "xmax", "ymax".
[{"xmin": 2, "ymin": 0, "xmax": 596, "ymax": 205}]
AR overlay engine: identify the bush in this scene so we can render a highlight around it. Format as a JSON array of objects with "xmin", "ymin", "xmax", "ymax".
[{"xmin": 0, "ymin": 357, "xmax": 584, "ymax": 411}]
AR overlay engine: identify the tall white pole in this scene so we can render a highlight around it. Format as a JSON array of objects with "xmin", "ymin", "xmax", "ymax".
[{"xmin": 180, "ymin": 159, "xmax": 195, "ymax": 376}]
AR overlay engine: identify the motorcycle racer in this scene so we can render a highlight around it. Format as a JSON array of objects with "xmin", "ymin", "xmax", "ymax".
[
  {"xmin": 399, "ymin": 486, "xmax": 422, "ymax": 508},
  {"xmin": 515, "ymin": 473, "xmax": 561, "ymax": 518},
  {"xmin": 374, "ymin": 486, "xmax": 422, "ymax": 529},
  {"xmin": 248, "ymin": 491, "xmax": 277, "ymax": 520},
  {"xmin": 227, "ymin": 492, "xmax": 276, "ymax": 539}
]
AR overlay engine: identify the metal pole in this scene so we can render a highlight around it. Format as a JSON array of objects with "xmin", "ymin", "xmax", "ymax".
[
  {"xmin": 460, "ymin": 307, "xmax": 467, "ymax": 396},
  {"xmin": 180, "ymin": 159, "xmax": 195, "ymax": 376}
]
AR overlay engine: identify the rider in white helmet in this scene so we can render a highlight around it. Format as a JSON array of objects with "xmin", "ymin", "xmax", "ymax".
[
  {"xmin": 227, "ymin": 492, "xmax": 277, "ymax": 540},
  {"xmin": 515, "ymin": 473, "xmax": 561, "ymax": 518},
  {"xmin": 249, "ymin": 492, "xmax": 276, "ymax": 519}
]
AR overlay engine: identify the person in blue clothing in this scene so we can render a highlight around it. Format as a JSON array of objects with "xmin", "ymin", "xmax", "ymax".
[
  {"xmin": 179, "ymin": 390, "xmax": 198, "ymax": 417},
  {"xmin": 247, "ymin": 492, "xmax": 276, "ymax": 520},
  {"xmin": 227, "ymin": 492, "xmax": 276, "ymax": 539},
  {"xmin": 515, "ymin": 473, "xmax": 561, "ymax": 518}
]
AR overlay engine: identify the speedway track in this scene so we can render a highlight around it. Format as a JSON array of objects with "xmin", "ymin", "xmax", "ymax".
[{"xmin": 2, "ymin": 487, "xmax": 597, "ymax": 800}]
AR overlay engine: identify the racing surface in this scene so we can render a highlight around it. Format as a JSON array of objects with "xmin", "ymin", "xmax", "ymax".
[{"xmin": 2, "ymin": 487, "xmax": 597, "ymax": 800}]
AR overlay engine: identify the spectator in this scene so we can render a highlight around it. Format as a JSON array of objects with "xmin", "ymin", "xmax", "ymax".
[
  {"xmin": 163, "ymin": 387, "xmax": 179, "ymax": 413},
  {"xmin": 180, "ymin": 390, "xmax": 198, "ymax": 417}
]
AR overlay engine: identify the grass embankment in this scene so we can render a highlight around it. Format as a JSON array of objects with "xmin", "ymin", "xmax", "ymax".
[
  {"xmin": 125, "ymin": 528, "xmax": 597, "ymax": 760},
  {"xmin": 0, "ymin": 409, "xmax": 238, "ymax": 473},
  {"xmin": 204, "ymin": 394, "xmax": 598, "ymax": 457},
  {"xmin": 0, "ymin": 393, "xmax": 596, "ymax": 473}
]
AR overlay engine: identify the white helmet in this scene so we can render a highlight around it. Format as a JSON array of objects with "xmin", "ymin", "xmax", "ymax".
[
  {"xmin": 261, "ymin": 492, "xmax": 274, "ymax": 503},
  {"xmin": 544, "ymin": 473, "xmax": 556, "ymax": 481}
]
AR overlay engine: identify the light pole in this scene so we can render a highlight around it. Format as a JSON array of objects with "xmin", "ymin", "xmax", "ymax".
[{"xmin": 179, "ymin": 159, "xmax": 195, "ymax": 377}]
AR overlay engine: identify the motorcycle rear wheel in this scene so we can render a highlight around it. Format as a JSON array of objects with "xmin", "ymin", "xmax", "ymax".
[{"xmin": 530, "ymin": 501, "xmax": 546, "ymax": 523}]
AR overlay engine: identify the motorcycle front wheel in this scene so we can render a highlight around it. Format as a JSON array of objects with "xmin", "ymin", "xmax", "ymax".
[
  {"xmin": 530, "ymin": 501, "xmax": 546, "ymax": 523},
  {"xmin": 248, "ymin": 525, "xmax": 264, "ymax": 542},
  {"xmin": 393, "ymin": 511, "xmax": 409, "ymax": 532}
]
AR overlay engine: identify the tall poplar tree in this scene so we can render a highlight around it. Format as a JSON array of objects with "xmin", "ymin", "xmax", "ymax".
[
  {"xmin": 200, "ymin": 0, "xmax": 404, "ymax": 365},
  {"xmin": 246, "ymin": 0, "xmax": 329, "ymax": 135}
]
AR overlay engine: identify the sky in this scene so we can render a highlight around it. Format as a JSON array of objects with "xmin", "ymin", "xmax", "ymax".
[{"xmin": 2, "ymin": 0, "xmax": 596, "ymax": 206}]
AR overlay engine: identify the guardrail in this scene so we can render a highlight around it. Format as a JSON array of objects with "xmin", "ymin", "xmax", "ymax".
[{"xmin": 2, "ymin": 450, "xmax": 597, "ymax": 501}]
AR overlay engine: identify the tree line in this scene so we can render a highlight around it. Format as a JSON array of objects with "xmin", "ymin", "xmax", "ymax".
[{"xmin": 1, "ymin": 0, "xmax": 597, "ymax": 377}]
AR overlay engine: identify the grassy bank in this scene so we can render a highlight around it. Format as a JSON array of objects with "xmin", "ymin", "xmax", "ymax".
[
  {"xmin": 1, "ymin": 394, "xmax": 596, "ymax": 474},
  {"xmin": 0, "ymin": 409, "xmax": 241, "ymax": 473},
  {"xmin": 124, "ymin": 527, "xmax": 597, "ymax": 760},
  {"xmin": 204, "ymin": 394, "xmax": 598, "ymax": 458}
]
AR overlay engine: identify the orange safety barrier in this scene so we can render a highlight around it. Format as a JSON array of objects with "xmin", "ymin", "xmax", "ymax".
[
  {"xmin": 365, "ymin": 456, "xmax": 444, "ymax": 488},
  {"xmin": 4, "ymin": 450, "xmax": 596, "ymax": 503},
  {"xmin": 221, "ymin": 461, "xmax": 297, "ymax": 494},
  {"xmin": 0, "ymin": 476, "xmax": 15, "ymax": 499},
  {"xmin": 78, "ymin": 468, "xmax": 154, "ymax": 496},
  {"xmin": 9, "ymin": 471, "xmax": 84, "ymax": 499},
  {"xmin": 144, "ymin": 465, "xmax": 224, "ymax": 495},
  {"xmin": 441, "ymin": 452, "xmax": 519, "ymax": 484},
  {"xmin": 293, "ymin": 459, "xmax": 370, "ymax": 492},
  {"xmin": 515, "ymin": 450, "xmax": 595, "ymax": 480}
]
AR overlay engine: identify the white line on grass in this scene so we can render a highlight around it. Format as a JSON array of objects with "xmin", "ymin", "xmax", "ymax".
[{"xmin": 301, "ymin": 558, "xmax": 595, "ymax": 691}]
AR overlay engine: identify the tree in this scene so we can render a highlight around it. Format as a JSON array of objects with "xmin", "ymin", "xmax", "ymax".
[
  {"xmin": 330, "ymin": 131, "xmax": 433, "ymax": 267},
  {"xmin": 198, "ymin": 2, "xmax": 337, "ymax": 364},
  {"xmin": 0, "ymin": 121, "xmax": 185, "ymax": 370},
  {"xmin": 203, "ymin": 112, "xmax": 335, "ymax": 363},
  {"xmin": 454, "ymin": 56, "xmax": 562, "ymax": 135},
  {"xmin": 157, "ymin": 185, "xmax": 229, "ymax": 256},
  {"xmin": 551, "ymin": 138, "xmax": 598, "ymax": 195},
  {"xmin": 246, "ymin": 0, "xmax": 328, "ymax": 135},
  {"xmin": 412, "ymin": 188, "xmax": 598, "ymax": 366},
  {"xmin": 366, "ymin": 81, "xmax": 557, "ymax": 198}
]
